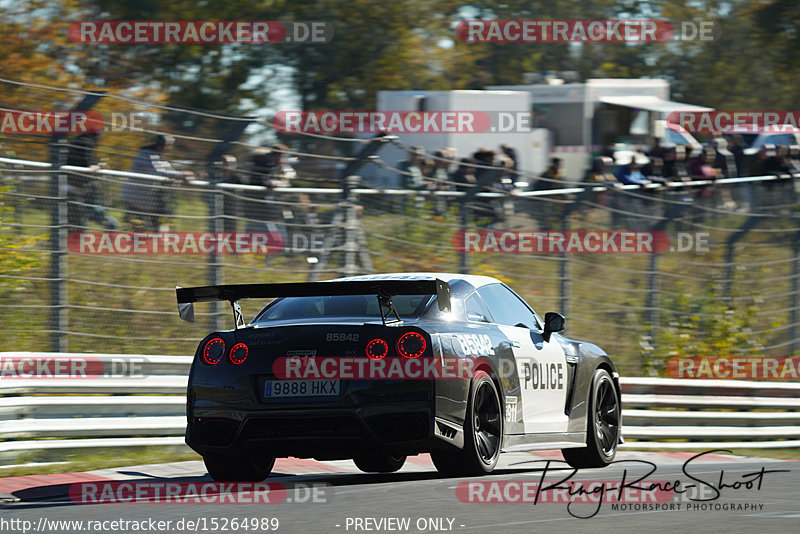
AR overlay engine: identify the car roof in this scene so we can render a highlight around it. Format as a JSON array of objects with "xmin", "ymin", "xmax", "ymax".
[{"xmin": 332, "ymin": 272, "xmax": 501, "ymax": 291}]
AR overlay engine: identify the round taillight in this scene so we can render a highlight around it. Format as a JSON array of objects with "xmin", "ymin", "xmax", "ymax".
[
  {"xmin": 229, "ymin": 342, "xmax": 248, "ymax": 365},
  {"xmin": 366, "ymin": 338, "xmax": 389, "ymax": 360},
  {"xmin": 202, "ymin": 338, "xmax": 225, "ymax": 365},
  {"xmin": 396, "ymin": 331, "xmax": 426, "ymax": 359}
]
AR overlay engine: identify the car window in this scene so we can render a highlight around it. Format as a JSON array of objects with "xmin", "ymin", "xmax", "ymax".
[
  {"xmin": 253, "ymin": 294, "xmax": 432, "ymax": 322},
  {"xmin": 666, "ymin": 130, "xmax": 689, "ymax": 145},
  {"xmin": 477, "ymin": 284, "xmax": 539, "ymax": 330},
  {"xmin": 464, "ymin": 292, "xmax": 492, "ymax": 322},
  {"xmin": 753, "ymin": 133, "xmax": 796, "ymax": 148}
]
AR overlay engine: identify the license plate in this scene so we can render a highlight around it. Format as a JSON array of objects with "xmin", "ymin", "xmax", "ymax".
[{"xmin": 264, "ymin": 380, "xmax": 340, "ymax": 398}]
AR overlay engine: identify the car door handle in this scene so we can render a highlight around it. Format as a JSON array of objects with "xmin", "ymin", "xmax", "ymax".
[{"xmin": 510, "ymin": 340, "xmax": 520, "ymax": 348}]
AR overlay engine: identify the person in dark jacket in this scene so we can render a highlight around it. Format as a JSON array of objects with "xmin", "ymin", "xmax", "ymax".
[{"xmin": 66, "ymin": 131, "xmax": 118, "ymax": 231}]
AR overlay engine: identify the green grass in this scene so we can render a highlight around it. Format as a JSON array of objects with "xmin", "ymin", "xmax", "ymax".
[{"xmin": 0, "ymin": 446, "xmax": 201, "ymax": 478}]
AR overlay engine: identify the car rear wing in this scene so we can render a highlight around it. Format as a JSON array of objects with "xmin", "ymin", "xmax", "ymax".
[{"xmin": 175, "ymin": 279, "xmax": 452, "ymax": 327}]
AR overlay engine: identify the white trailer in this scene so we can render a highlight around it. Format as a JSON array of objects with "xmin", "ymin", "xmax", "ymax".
[
  {"xmin": 488, "ymin": 78, "xmax": 712, "ymax": 179},
  {"xmin": 366, "ymin": 90, "xmax": 549, "ymax": 187}
]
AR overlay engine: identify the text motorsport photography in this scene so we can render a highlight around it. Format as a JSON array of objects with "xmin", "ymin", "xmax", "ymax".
[{"xmin": 456, "ymin": 452, "xmax": 788, "ymax": 519}]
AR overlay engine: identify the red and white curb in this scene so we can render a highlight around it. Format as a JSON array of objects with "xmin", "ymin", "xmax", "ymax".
[{"xmin": 0, "ymin": 450, "xmax": 790, "ymax": 503}]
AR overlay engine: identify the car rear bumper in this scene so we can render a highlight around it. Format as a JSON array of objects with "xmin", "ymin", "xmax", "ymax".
[{"xmin": 186, "ymin": 401, "xmax": 450, "ymax": 459}]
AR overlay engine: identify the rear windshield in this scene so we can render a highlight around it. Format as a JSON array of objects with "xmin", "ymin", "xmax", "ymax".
[{"xmin": 252, "ymin": 294, "xmax": 433, "ymax": 323}]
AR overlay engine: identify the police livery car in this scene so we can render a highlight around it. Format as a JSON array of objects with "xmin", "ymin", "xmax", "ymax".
[{"xmin": 175, "ymin": 273, "xmax": 622, "ymax": 480}]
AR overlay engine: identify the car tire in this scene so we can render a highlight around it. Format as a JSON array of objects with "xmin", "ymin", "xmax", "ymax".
[
  {"xmin": 204, "ymin": 454, "xmax": 275, "ymax": 481},
  {"xmin": 562, "ymin": 368, "xmax": 620, "ymax": 469},
  {"xmin": 353, "ymin": 453, "xmax": 407, "ymax": 473},
  {"xmin": 432, "ymin": 370, "xmax": 503, "ymax": 476}
]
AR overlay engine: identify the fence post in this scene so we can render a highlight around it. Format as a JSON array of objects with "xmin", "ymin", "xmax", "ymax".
[
  {"xmin": 643, "ymin": 214, "xmax": 672, "ymax": 366},
  {"xmin": 725, "ymin": 216, "xmax": 760, "ymax": 298},
  {"xmin": 458, "ymin": 197, "xmax": 470, "ymax": 274},
  {"xmin": 208, "ymin": 180, "xmax": 223, "ymax": 332},
  {"xmin": 558, "ymin": 188, "xmax": 592, "ymax": 319},
  {"xmin": 342, "ymin": 175, "xmax": 360, "ymax": 277},
  {"xmin": 559, "ymin": 214, "xmax": 570, "ymax": 318},
  {"xmin": 46, "ymin": 91, "xmax": 105, "ymax": 352},
  {"xmin": 48, "ymin": 139, "xmax": 68, "ymax": 352},
  {"xmin": 791, "ymin": 232, "xmax": 800, "ymax": 357}
]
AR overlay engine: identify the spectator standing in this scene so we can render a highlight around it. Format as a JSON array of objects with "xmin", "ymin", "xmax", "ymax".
[
  {"xmin": 397, "ymin": 146, "xmax": 425, "ymax": 190},
  {"xmin": 471, "ymin": 148, "xmax": 501, "ymax": 225},
  {"xmin": 499, "ymin": 143, "xmax": 518, "ymax": 170},
  {"xmin": 661, "ymin": 145, "xmax": 694, "ymax": 218},
  {"xmin": 646, "ymin": 138, "xmax": 664, "ymax": 161},
  {"xmin": 430, "ymin": 149, "xmax": 453, "ymax": 219},
  {"xmin": 214, "ymin": 154, "xmax": 244, "ymax": 234},
  {"xmin": 243, "ymin": 146, "xmax": 293, "ymax": 234},
  {"xmin": 584, "ymin": 156, "xmax": 620, "ymax": 224},
  {"xmin": 756, "ymin": 145, "xmax": 788, "ymax": 178},
  {"xmin": 713, "ymin": 138, "xmax": 738, "ymax": 210},
  {"xmin": 452, "ymin": 157, "xmax": 477, "ymax": 195},
  {"xmin": 66, "ymin": 131, "xmax": 118, "ymax": 231},
  {"xmin": 788, "ymin": 145, "xmax": 800, "ymax": 174},
  {"xmin": 529, "ymin": 157, "xmax": 564, "ymax": 230},
  {"xmin": 122, "ymin": 134, "xmax": 192, "ymax": 231},
  {"xmin": 536, "ymin": 158, "xmax": 563, "ymax": 190},
  {"xmin": 688, "ymin": 146, "xmax": 723, "ymax": 216},
  {"xmin": 728, "ymin": 134, "xmax": 746, "ymax": 177},
  {"xmin": 585, "ymin": 156, "xmax": 617, "ymax": 184},
  {"xmin": 613, "ymin": 156, "xmax": 652, "ymax": 229},
  {"xmin": 614, "ymin": 158, "xmax": 651, "ymax": 186}
]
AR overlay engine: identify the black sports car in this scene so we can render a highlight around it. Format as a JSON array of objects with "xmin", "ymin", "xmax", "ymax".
[{"xmin": 176, "ymin": 273, "xmax": 622, "ymax": 480}]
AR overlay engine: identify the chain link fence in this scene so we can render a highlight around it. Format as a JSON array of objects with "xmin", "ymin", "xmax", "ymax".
[{"xmin": 3, "ymin": 78, "xmax": 800, "ymax": 376}]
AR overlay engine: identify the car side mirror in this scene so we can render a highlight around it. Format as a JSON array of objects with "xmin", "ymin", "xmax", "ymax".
[{"xmin": 542, "ymin": 312, "xmax": 565, "ymax": 342}]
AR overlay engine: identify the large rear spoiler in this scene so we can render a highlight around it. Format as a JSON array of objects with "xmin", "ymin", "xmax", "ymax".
[{"xmin": 176, "ymin": 279, "xmax": 452, "ymax": 327}]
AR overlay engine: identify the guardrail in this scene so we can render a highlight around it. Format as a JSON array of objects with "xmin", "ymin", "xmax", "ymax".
[{"xmin": 1, "ymin": 353, "xmax": 798, "ymax": 463}]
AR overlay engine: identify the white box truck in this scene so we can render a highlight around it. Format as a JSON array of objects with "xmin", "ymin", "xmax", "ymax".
[{"xmin": 366, "ymin": 90, "xmax": 549, "ymax": 187}]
